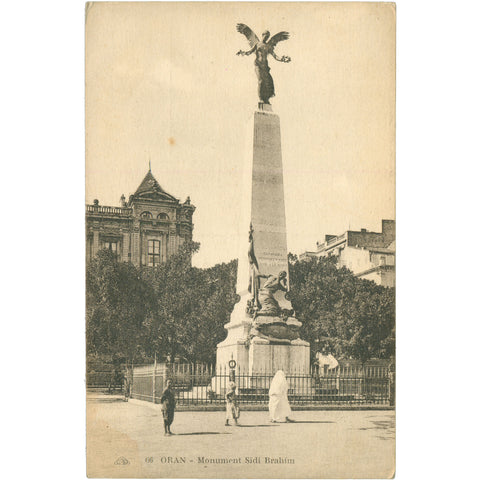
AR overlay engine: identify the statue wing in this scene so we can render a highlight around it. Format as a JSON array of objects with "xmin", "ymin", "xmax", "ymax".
[
  {"xmin": 236, "ymin": 23, "xmax": 259, "ymax": 48},
  {"xmin": 268, "ymin": 31, "xmax": 290, "ymax": 48}
]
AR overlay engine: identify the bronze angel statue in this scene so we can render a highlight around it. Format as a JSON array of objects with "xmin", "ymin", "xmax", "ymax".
[{"xmin": 236, "ymin": 23, "xmax": 291, "ymax": 104}]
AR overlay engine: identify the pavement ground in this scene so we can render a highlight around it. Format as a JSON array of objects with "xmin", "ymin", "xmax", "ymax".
[{"xmin": 87, "ymin": 393, "xmax": 395, "ymax": 478}]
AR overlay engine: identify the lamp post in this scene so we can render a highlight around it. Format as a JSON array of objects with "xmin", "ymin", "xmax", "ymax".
[{"xmin": 229, "ymin": 359, "xmax": 237, "ymax": 383}]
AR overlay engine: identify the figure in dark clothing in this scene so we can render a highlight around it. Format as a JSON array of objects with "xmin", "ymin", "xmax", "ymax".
[
  {"xmin": 225, "ymin": 382, "xmax": 239, "ymax": 426},
  {"xmin": 160, "ymin": 379, "xmax": 176, "ymax": 436}
]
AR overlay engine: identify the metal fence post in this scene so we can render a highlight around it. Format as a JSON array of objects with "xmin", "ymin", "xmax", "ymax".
[
  {"xmin": 229, "ymin": 358, "xmax": 236, "ymax": 383},
  {"xmin": 131, "ymin": 360, "xmax": 134, "ymax": 398},
  {"xmin": 388, "ymin": 363, "xmax": 395, "ymax": 406},
  {"xmin": 152, "ymin": 353, "xmax": 157, "ymax": 404}
]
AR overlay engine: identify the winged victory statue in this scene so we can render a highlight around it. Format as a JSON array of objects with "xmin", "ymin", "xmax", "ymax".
[{"xmin": 236, "ymin": 23, "xmax": 291, "ymax": 105}]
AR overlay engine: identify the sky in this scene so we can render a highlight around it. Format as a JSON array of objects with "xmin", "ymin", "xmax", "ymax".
[{"xmin": 86, "ymin": 2, "xmax": 395, "ymax": 268}]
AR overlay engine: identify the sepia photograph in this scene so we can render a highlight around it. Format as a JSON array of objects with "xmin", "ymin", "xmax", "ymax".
[
  {"xmin": 6, "ymin": 1, "xmax": 480, "ymax": 479},
  {"xmin": 85, "ymin": 2, "xmax": 395, "ymax": 478}
]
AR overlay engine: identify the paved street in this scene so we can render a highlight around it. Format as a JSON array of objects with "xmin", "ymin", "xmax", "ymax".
[{"xmin": 87, "ymin": 394, "xmax": 395, "ymax": 478}]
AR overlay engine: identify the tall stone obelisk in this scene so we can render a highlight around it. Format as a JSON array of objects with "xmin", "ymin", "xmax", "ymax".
[
  {"xmin": 216, "ymin": 102, "xmax": 310, "ymax": 376},
  {"xmin": 215, "ymin": 24, "xmax": 309, "ymax": 380}
]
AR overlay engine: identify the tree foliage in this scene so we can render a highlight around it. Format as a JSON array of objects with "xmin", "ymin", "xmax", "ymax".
[
  {"xmin": 86, "ymin": 249, "xmax": 155, "ymax": 363},
  {"xmin": 288, "ymin": 254, "xmax": 395, "ymax": 362},
  {"xmin": 86, "ymin": 247, "xmax": 394, "ymax": 365},
  {"xmin": 86, "ymin": 244, "xmax": 237, "ymax": 364},
  {"xmin": 142, "ymin": 242, "xmax": 237, "ymax": 363}
]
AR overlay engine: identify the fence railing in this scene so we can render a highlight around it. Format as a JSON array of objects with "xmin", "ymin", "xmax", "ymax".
[
  {"xmin": 326, "ymin": 232, "xmax": 346, "ymax": 246},
  {"xmin": 86, "ymin": 370, "xmax": 124, "ymax": 392},
  {"xmin": 126, "ymin": 363, "xmax": 394, "ymax": 407}
]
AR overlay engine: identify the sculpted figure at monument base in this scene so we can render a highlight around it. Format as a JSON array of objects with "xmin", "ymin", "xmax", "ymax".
[{"xmin": 256, "ymin": 271, "xmax": 288, "ymax": 316}]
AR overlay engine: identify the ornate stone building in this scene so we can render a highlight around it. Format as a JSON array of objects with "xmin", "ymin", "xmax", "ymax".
[{"xmin": 86, "ymin": 169, "xmax": 195, "ymax": 266}]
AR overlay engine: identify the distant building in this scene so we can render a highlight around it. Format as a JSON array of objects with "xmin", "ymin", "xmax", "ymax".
[
  {"xmin": 301, "ymin": 220, "xmax": 395, "ymax": 287},
  {"xmin": 86, "ymin": 169, "xmax": 195, "ymax": 266}
]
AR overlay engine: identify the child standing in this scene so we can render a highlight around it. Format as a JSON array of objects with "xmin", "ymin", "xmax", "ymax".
[{"xmin": 225, "ymin": 382, "xmax": 239, "ymax": 426}]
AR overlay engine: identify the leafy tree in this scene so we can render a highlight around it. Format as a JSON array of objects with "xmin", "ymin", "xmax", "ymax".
[
  {"xmin": 142, "ymin": 242, "xmax": 237, "ymax": 363},
  {"xmin": 86, "ymin": 249, "xmax": 155, "ymax": 363},
  {"xmin": 86, "ymin": 247, "xmax": 394, "ymax": 366},
  {"xmin": 188, "ymin": 259, "xmax": 238, "ymax": 362},
  {"xmin": 288, "ymin": 254, "xmax": 395, "ymax": 362}
]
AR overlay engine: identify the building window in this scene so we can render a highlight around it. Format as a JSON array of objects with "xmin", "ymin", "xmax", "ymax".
[
  {"xmin": 103, "ymin": 241, "xmax": 118, "ymax": 258},
  {"xmin": 141, "ymin": 211, "xmax": 153, "ymax": 219},
  {"xmin": 157, "ymin": 213, "xmax": 169, "ymax": 220},
  {"xmin": 148, "ymin": 240, "xmax": 161, "ymax": 266}
]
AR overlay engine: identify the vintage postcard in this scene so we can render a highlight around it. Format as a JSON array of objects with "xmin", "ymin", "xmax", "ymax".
[{"xmin": 86, "ymin": 2, "xmax": 395, "ymax": 478}]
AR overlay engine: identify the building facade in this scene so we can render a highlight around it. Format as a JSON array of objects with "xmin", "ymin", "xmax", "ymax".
[
  {"xmin": 86, "ymin": 169, "xmax": 195, "ymax": 266},
  {"xmin": 301, "ymin": 220, "xmax": 395, "ymax": 287}
]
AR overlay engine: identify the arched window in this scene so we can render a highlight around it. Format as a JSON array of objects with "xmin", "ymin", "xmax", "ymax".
[
  {"xmin": 141, "ymin": 211, "xmax": 152, "ymax": 219},
  {"xmin": 157, "ymin": 213, "xmax": 169, "ymax": 220}
]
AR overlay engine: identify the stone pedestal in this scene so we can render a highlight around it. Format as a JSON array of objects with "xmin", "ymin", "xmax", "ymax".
[
  {"xmin": 215, "ymin": 338, "xmax": 312, "ymax": 395},
  {"xmin": 214, "ymin": 103, "xmax": 310, "ymax": 392},
  {"xmin": 248, "ymin": 337, "xmax": 310, "ymax": 375}
]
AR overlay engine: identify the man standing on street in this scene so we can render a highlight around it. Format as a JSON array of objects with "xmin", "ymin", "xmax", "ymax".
[{"xmin": 160, "ymin": 379, "xmax": 176, "ymax": 436}]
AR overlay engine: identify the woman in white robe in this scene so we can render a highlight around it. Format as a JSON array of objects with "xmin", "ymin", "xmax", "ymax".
[{"xmin": 268, "ymin": 370, "xmax": 293, "ymax": 422}]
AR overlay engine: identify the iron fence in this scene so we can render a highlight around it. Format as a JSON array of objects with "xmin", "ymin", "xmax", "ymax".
[
  {"xmin": 129, "ymin": 362, "xmax": 393, "ymax": 406},
  {"xmin": 86, "ymin": 370, "xmax": 124, "ymax": 392}
]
